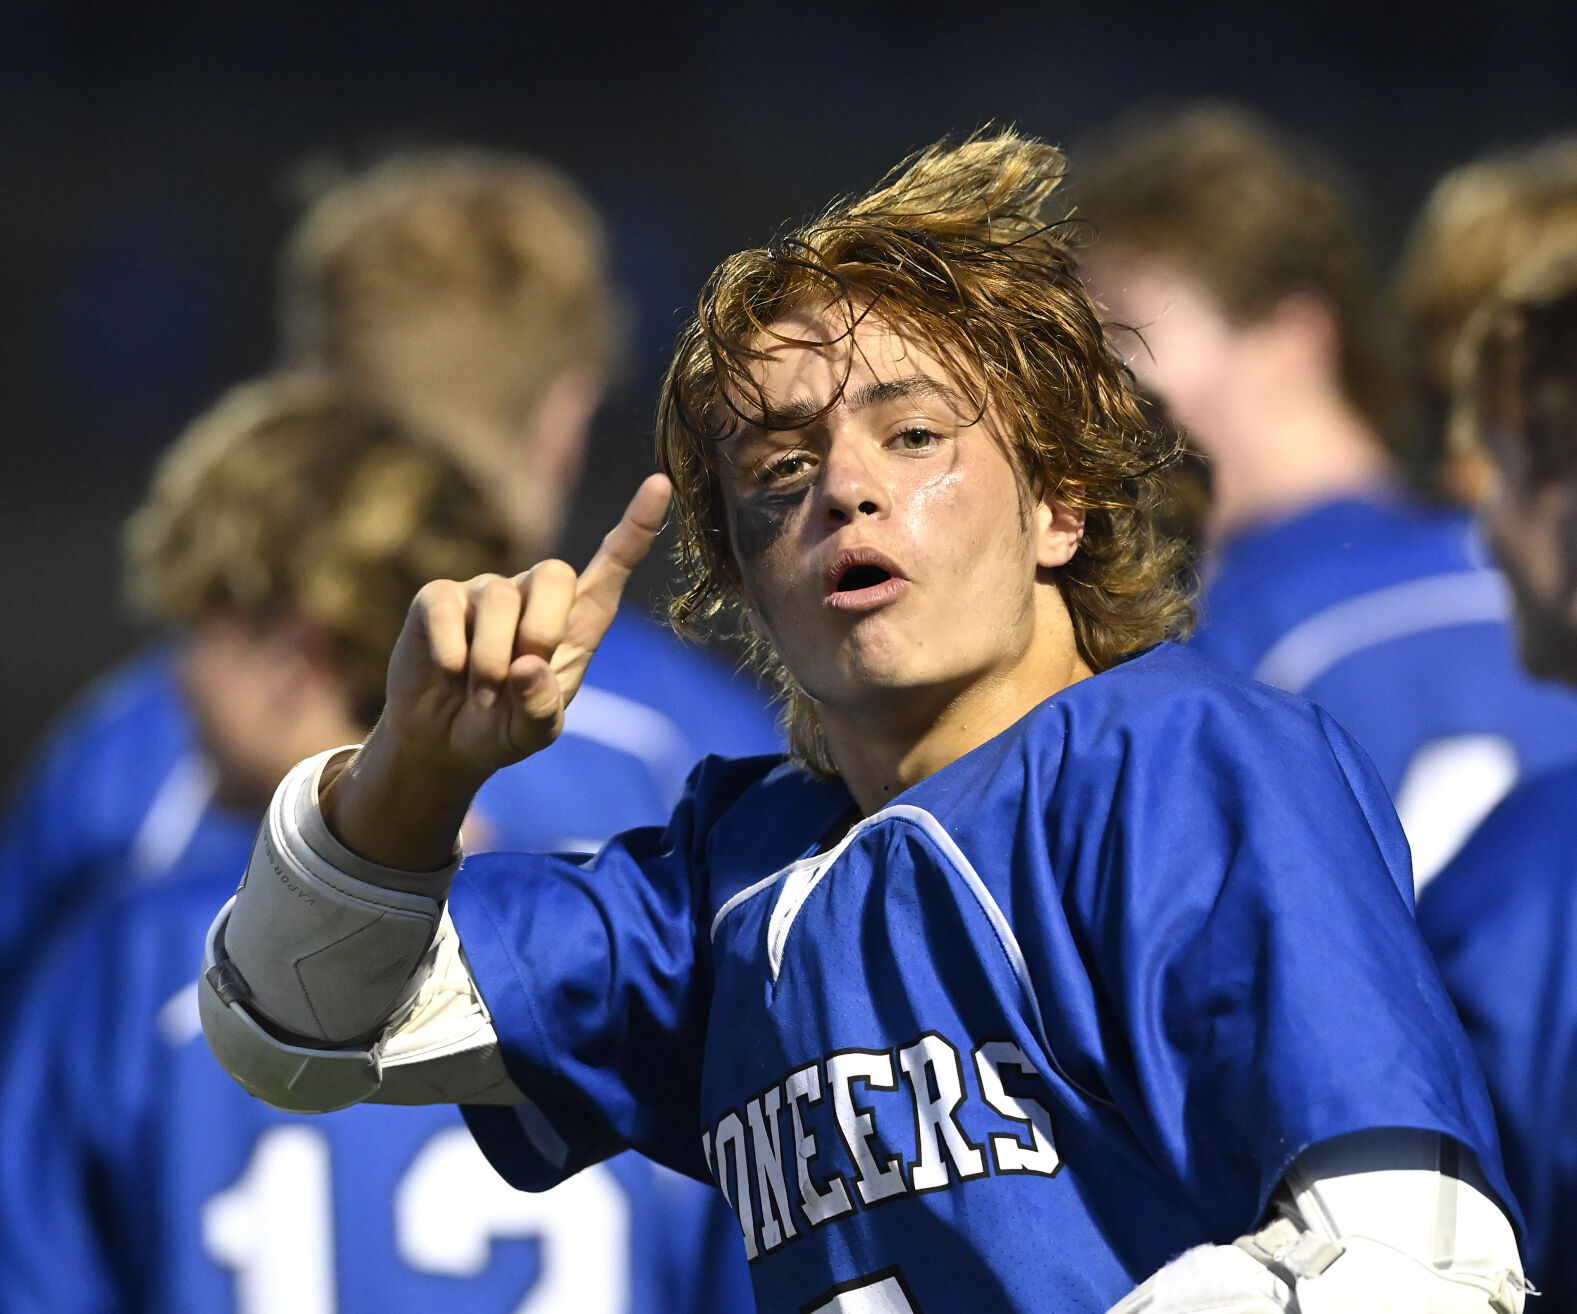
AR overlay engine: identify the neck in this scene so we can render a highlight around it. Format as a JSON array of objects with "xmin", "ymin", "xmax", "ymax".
[
  {"xmin": 1207, "ymin": 392, "xmax": 1394, "ymax": 542},
  {"xmin": 820, "ymin": 627, "xmax": 1092, "ymax": 816}
]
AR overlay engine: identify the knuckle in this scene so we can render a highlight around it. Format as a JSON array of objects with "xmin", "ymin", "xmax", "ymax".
[
  {"xmin": 532, "ymin": 558, "xmax": 576, "ymax": 588},
  {"xmin": 413, "ymin": 578, "xmax": 460, "ymax": 610},
  {"xmin": 475, "ymin": 575, "xmax": 517, "ymax": 604}
]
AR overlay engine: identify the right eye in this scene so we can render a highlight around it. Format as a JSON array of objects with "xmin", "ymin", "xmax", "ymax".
[{"xmin": 760, "ymin": 451, "xmax": 814, "ymax": 484}]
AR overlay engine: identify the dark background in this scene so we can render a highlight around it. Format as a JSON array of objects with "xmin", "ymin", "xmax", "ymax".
[{"xmin": 6, "ymin": 0, "xmax": 1577, "ymax": 789}]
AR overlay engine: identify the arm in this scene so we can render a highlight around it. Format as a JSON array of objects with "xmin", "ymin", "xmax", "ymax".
[
  {"xmin": 201, "ymin": 477, "xmax": 673, "ymax": 1111},
  {"xmin": 1108, "ymin": 1130, "xmax": 1526, "ymax": 1314}
]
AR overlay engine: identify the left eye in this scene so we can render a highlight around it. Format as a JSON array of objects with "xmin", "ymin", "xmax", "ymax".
[{"xmin": 893, "ymin": 427, "xmax": 939, "ymax": 450}]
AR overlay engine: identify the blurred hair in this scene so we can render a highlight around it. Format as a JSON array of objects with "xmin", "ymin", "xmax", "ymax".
[
  {"xmin": 125, "ymin": 373, "xmax": 515, "ymax": 725},
  {"xmin": 1396, "ymin": 134, "xmax": 1577, "ymax": 443},
  {"xmin": 1075, "ymin": 102, "xmax": 1402, "ymax": 449},
  {"xmin": 1455, "ymin": 250, "xmax": 1577, "ymax": 489},
  {"xmin": 656, "ymin": 131, "xmax": 1193, "ymax": 774},
  {"xmin": 279, "ymin": 148, "xmax": 626, "ymax": 472}
]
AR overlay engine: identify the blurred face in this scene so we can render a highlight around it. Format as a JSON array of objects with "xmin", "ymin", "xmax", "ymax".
[
  {"xmin": 715, "ymin": 306, "xmax": 1083, "ymax": 726},
  {"xmin": 181, "ymin": 613, "xmax": 363, "ymax": 811},
  {"xmin": 1081, "ymin": 247, "xmax": 1248, "ymax": 457},
  {"xmin": 1479, "ymin": 427, "xmax": 1577, "ymax": 684}
]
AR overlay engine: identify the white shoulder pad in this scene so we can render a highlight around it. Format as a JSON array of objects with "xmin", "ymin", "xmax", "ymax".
[
  {"xmin": 219, "ymin": 747, "xmax": 458, "ymax": 1046},
  {"xmin": 1106, "ymin": 1131, "xmax": 1527, "ymax": 1314}
]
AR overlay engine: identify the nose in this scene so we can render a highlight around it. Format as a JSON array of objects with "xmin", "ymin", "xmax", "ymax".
[{"xmin": 818, "ymin": 436, "xmax": 888, "ymax": 524}]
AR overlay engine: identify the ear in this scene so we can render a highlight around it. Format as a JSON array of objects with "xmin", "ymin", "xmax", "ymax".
[
  {"xmin": 521, "ymin": 366, "xmax": 603, "ymax": 501},
  {"xmin": 1265, "ymin": 290, "xmax": 1342, "ymax": 377},
  {"xmin": 1034, "ymin": 496, "xmax": 1086, "ymax": 569}
]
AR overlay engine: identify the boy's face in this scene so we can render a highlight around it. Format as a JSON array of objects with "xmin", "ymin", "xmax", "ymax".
[{"xmin": 715, "ymin": 304, "xmax": 1083, "ymax": 726}]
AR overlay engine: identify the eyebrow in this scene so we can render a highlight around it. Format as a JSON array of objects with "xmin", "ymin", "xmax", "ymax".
[{"xmin": 725, "ymin": 373, "xmax": 970, "ymax": 441}]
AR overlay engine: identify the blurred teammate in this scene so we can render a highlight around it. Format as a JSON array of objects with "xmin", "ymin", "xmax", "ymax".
[
  {"xmin": 204, "ymin": 134, "xmax": 1524, "ymax": 1314},
  {"xmin": 1394, "ymin": 133, "xmax": 1577, "ymax": 503},
  {"xmin": 0, "ymin": 149, "xmax": 780, "ymax": 996},
  {"xmin": 1419, "ymin": 253, "xmax": 1577, "ymax": 1312},
  {"xmin": 0, "ymin": 375, "xmax": 753, "ymax": 1314},
  {"xmin": 1077, "ymin": 103, "xmax": 1577, "ymax": 889}
]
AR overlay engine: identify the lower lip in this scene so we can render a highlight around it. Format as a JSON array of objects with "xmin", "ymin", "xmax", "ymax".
[{"xmin": 825, "ymin": 577, "xmax": 909, "ymax": 611}]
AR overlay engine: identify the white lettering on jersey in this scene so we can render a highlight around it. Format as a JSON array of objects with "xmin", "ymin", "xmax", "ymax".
[
  {"xmin": 746, "ymin": 1086, "xmax": 800, "ymax": 1251},
  {"xmin": 898, "ymin": 1033, "xmax": 988, "ymax": 1191},
  {"xmin": 714, "ymin": 1110, "xmax": 760, "ymax": 1260},
  {"xmin": 704, "ymin": 1031, "xmax": 1062, "ymax": 1265},
  {"xmin": 974, "ymin": 1040, "xmax": 1062, "ymax": 1176},
  {"xmin": 828, "ymin": 1050, "xmax": 910, "ymax": 1207},
  {"xmin": 783, "ymin": 1062, "xmax": 856, "ymax": 1226}
]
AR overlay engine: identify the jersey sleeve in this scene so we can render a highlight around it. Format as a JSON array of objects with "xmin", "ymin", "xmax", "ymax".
[
  {"xmin": 1418, "ymin": 768, "xmax": 1577, "ymax": 1307},
  {"xmin": 452, "ymin": 755, "xmax": 766, "ymax": 1193},
  {"xmin": 1056, "ymin": 679, "xmax": 1516, "ymax": 1240}
]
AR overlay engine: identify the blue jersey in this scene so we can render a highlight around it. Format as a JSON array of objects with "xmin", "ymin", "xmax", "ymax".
[
  {"xmin": 0, "ymin": 610, "xmax": 781, "ymax": 994},
  {"xmin": 446, "ymin": 643, "xmax": 1512, "ymax": 1314},
  {"xmin": 0, "ymin": 867, "xmax": 755, "ymax": 1314},
  {"xmin": 1417, "ymin": 766, "xmax": 1577, "ymax": 1309},
  {"xmin": 0, "ymin": 607, "xmax": 776, "ymax": 1311},
  {"xmin": 1190, "ymin": 493, "xmax": 1577, "ymax": 890}
]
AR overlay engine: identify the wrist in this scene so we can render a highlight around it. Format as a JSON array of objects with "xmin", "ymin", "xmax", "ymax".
[{"xmin": 320, "ymin": 727, "xmax": 483, "ymax": 874}]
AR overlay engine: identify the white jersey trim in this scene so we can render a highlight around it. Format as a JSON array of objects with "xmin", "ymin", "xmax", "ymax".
[
  {"xmin": 132, "ymin": 752, "xmax": 217, "ymax": 880},
  {"xmin": 1251, "ymin": 570, "xmax": 1508, "ymax": 694},
  {"xmin": 708, "ymin": 803, "xmax": 1094, "ymax": 1103}
]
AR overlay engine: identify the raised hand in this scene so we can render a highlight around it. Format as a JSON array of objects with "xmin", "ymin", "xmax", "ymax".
[{"xmin": 324, "ymin": 475, "xmax": 673, "ymax": 871}]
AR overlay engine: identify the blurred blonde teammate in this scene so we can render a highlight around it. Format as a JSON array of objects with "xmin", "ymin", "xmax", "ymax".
[
  {"xmin": 0, "ymin": 374, "xmax": 754, "ymax": 1313},
  {"xmin": 1394, "ymin": 133, "xmax": 1577, "ymax": 504},
  {"xmin": 1078, "ymin": 103, "xmax": 1577, "ymax": 892},
  {"xmin": 1421, "ymin": 247, "xmax": 1577, "ymax": 1312}
]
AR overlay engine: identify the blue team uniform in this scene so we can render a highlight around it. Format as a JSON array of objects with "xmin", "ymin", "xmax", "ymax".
[
  {"xmin": 0, "ymin": 868, "xmax": 755, "ymax": 1314},
  {"xmin": 1418, "ymin": 766, "xmax": 1577, "ymax": 1310},
  {"xmin": 1189, "ymin": 493, "xmax": 1577, "ymax": 889},
  {"xmin": 0, "ymin": 606, "xmax": 778, "ymax": 1313},
  {"xmin": 0, "ymin": 609, "xmax": 781, "ymax": 995},
  {"xmin": 446, "ymin": 643, "xmax": 1513, "ymax": 1314}
]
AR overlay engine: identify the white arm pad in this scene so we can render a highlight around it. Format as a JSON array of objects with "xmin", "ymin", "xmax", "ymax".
[
  {"xmin": 1106, "ymin": 1130, "xmax": 1527, "ymax": 1314},
  {"xmin": 200, "ymin": 748, "xmax": 522, "ymax": 1113}
]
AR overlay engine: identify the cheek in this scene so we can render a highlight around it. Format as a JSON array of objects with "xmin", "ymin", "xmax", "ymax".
[{"xmin": 907, "ymin": 463, "xmax": 1037, "ymax": 582}]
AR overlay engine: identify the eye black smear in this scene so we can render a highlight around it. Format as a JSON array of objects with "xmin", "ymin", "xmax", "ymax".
[{"xmin": 733, "ymin": 484, "xmax": 810, "ymax": 563}]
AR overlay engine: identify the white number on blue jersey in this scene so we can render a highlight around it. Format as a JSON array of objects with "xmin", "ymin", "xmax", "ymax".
[
  {"xmin": 804, "ymin": 1269, "xmax": 920, "ymax": 1313},
  {"xmin": 203, "ymin": 1126, "xmax": 335, "ymax": 1314},
  {"xmin": 397, "ymin": 1126, "xmax": 629, "ymax": 1312},
  {"xmin": 204, "ymin": 1124, "xmax": 629, "ymax": 1314}
]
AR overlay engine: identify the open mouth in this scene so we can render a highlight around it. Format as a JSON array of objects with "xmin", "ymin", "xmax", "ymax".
[
  {"xmin": 835, "ymin": 563, "xmax": 893, "ymax": 593},
  {"xmin": 825, "ymin": 549, "xmax": 908, "ymax": 610}
]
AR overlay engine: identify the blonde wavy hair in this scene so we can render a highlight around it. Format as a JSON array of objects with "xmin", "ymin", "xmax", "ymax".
[
  {"xmin": 1452, "ymin": 249, "xmax": 1577, "ymax": 488},
  {"xmin": 1397, "ymin": 134, "xmax": 1577, "ymax": 412},
  {"xmin": 279, "ymin": 149, "xmax": 627, "ymax": 553},
  {"xmin": 656, "ymin": 131, "xmax": 1193, "ymax": 774},
  {"xmin": 125, "ymin": 373, "xmax": 515, "ymax": 724}
]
